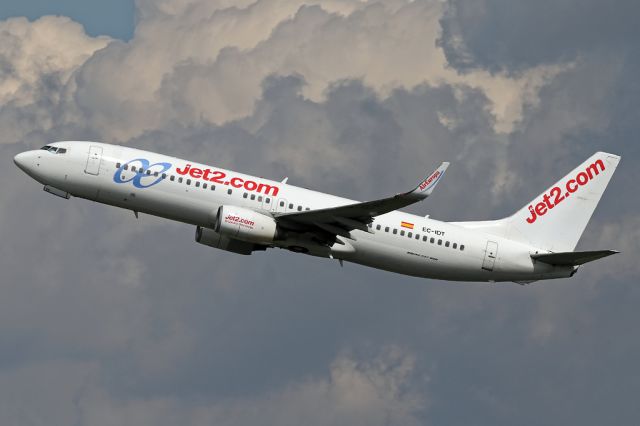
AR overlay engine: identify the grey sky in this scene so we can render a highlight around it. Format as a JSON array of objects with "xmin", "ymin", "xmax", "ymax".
[{"xmin": 1, "ymin": 1, "xmax": 639, "ymax": 425}]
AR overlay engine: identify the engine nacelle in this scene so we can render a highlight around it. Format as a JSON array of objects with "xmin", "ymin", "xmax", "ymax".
[
  {"xmin": 195, "ymin": 226, "xmax": 258, "ymax": 255},
  {"xmin": 214, "ymin": 205, "xmax": 277, "ymax": 243}
]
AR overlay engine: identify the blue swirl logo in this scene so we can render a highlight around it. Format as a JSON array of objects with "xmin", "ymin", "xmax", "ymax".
[{"xmin": 113, "ymin": 158, "xmax": 172, "ymax": 188}]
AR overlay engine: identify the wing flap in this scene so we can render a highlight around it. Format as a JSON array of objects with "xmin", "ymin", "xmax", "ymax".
[{"xmin": 531, "ymin": 250, "xmax": 619, "ymax": 266}]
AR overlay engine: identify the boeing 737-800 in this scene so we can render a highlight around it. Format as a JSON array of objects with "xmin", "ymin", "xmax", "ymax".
[{"xmin": 14, "ymin": 142, "xmax": 620, "ymax": 283}]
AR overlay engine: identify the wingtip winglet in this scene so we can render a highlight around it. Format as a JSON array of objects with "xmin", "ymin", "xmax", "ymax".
[{"xmin": 409, "ymin": 161, "xmax": 449, "ymax": 198}]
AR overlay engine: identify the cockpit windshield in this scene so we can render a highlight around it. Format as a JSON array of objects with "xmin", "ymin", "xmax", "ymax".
[{"xmin": 40, "ymin": 145, "xmax": 67, "ymax": 154}]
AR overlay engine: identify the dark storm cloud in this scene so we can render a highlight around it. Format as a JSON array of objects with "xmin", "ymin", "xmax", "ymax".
[{"xmin": 439, "ymin": 0, "xmax": 640, "ymax": 73}]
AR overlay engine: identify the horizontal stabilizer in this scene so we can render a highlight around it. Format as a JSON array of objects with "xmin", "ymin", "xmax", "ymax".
[{"xmin": 531, "ymin": 250, "xmax": 619, "ymax": 266}]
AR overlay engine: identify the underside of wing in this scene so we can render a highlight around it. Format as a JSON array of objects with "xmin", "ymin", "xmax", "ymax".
[{"xmin": 274, "ymin": 162, "xmax": 449, "ymax": 244}]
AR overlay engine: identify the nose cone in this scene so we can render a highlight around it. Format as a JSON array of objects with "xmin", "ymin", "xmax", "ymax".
[{"xmin": 13, "ymin": 151, "xmax": 30, "ymax": 172}]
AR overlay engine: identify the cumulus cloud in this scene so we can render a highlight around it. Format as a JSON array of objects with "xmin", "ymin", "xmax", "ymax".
[{"xmin": 1, "ymin": 0, "xmax": 565, "ymax": 145}]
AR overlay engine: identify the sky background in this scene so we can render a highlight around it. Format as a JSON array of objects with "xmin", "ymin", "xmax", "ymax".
[{"xmin": 1, "ymin": 0, "xmax": 639, "ymax": 425}]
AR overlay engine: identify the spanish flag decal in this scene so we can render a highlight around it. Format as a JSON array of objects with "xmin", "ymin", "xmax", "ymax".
[{"xmin": 401, "ymin": 221, "xmax": 414, "ymax": 229}]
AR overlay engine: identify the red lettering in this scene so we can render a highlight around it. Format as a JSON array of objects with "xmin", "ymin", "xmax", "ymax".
[
  {"xmin": 535, "ymin": 201, "xmax": 548, "ymax": 216},
  {"xmin": 209, "ymin": 171, "xmax": 226, "ymax": 184},
  {"xmin": 257, "ymin": 182, "xmax": 279, "ymax": 196},
  {"xmin": 175, "ymin": 162, "xmax": 280, "ymax": 196},
  {"xmin": 566, "ymin": 178, "xmax": 578, "ymax": 193},
  {"xmin": 525, "ymin": 158, "xmax": 607, "ymax": 224},
  {"xmin": 526, "ymin": 205, "xmax": 537, "ymax": 224},
  {"xmin": 419, "ymin": 171, "xmax": 440, "ymax": 191},
  {"xmin": 176, "ymin": 164, "xmax": 191, "ymax": 175},
  {"xmin": 576, "ymin": 171, "xmax": 589, "ymax": 185},
  {"xmin": 585, "ymin": 159, "xmax": 605, "ymax": 179},
  {"xmin": 551, "ymin": 186, "xmax": 564, "ymax": 205},
  {"xmin": 230, "ymin": 177, "xmax": 244, "ymax": 188}
]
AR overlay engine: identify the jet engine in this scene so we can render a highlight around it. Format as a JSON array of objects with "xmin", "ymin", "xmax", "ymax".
[
  {"xmin": 195, "ymin": 226, "xmax": 262, "ymax": 255},
  {"xmin": 214, "ymin": 205, "xmax": 278, "ymax": 243}
]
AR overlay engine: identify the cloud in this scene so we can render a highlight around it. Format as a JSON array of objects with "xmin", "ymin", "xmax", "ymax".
[
  {"xmin": 1, "ymin": 0, "xmax": 565, "ymax": 146},
  {"xmin": 439, "ymin": 0, "xmax": 640, "ymax": 73},
  {"xmin": 0, "ymin": 347, "xmax": 424, "ymax": 426}
]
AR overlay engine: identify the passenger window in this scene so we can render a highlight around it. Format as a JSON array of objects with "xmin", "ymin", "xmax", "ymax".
[
  {"xmin": 124, "ymin": 164, "xmax": 129, "ymax": 170},
  {"xmin": 178, "ymin": 177, "xmax": 183, "ymax": 183},
  {"xmin": 280, "ymin": 201, "xmax": 285, "ymax": 207},
  {"xmin": 116, "ymin": 162, "xmax": 121, "ymax": 168},
  {"xmin": 289, "ymin": 203, "xmax": 294, "ymax": 209},
  {"xmin": 400, "ymin": 230, "xmax": 405, "ymax": 236},
  {"xmin": 154, "ymin": 171, "xmax": 159, "ymax": 177},
  {"xmin": 146, "ymin": 170, "xmax": 151, "ymax": 175},
  {"xmin": 438, "ymin": 239, "xmax": 442, "ymax": 245},
  {"xmin": 385, "ymin": 227, "xmax": 390, "ymax": 232},
  {"xmin": 243, "ymin": 193, "xmax": 248, "ymax": 199},
  {"xmin": 453, "ymin": 243, "xmax": 457, "ymax": 249},
  {"xmin": 445, "ymin": 241, "xmax": 450, "ymax": 247},
  {"xmin": 139, "ymin": 168, "xmax": 143, "ymax": 173},
  {"xmin": 131, "ymin": 166, "xmax": 136, "ymax": 172},
  {"xmin": 266, "ymin": 198, "xmax": 270, "ymax": 204},
  {"xmin": 430, "ymin": 237, "xmax": 435, "ymax": 243},
  {"xmin": 186, "ymin": 179, "xmax": 191, "ymax": 185},
  {"xmin": 251, "ymin": 194, "xmax": 256, "ymax": 200},
  {"xmin": 162, "ymin": 173, "xmax": 166, "ymax": 179},
  {"xmin": 376, "ymin": 224, "xmax": 381, "ymax": 230},
  {"xmin": 408, "ymin": 232, "xmax": 413, "ymax": 238},
  {"xmin": 415, "ymin": 234, "xmax": 420, "ymax": 240},
  {"xmin": 227, "ymin": 189, "xmax": 232, "ymax": 195},
  {"xmin": 305, "ymin": 207, "xmax": 310, "ymax": 211},
  {"xmin": 297, "ymin": 206, "xmax": 302, "ymax": 211},
  {"xmin": 258, "ymin": 196, "xmax": 263, "ymax": 202},
  {"xmin": 423, "ymin": 236, "xmax": 428, "ymax": 242},
  {"xmin": 393, "ymin": 229, "xmax": 397, "ymax": 234},
  {"xmin": 195, "ymin": 181, "xmax": 200, "ymax": 187},
  {"xmin": 170, "ymin": 175, "xmax": 175, "ymax": 181},
  {"xmin": 460, "ymin": 245, "xmax": 465, "ymax": 251},
  {"xmin": 211, "ymin": 185, "xmax": 215, "ymax": 191},
  {"xmin": 203, "ymin": 183, "xmax": 207, "ymax": 189}
]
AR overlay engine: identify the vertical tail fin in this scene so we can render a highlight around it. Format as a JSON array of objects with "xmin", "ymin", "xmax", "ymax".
[
  {"xmin": 504, "ymin": 152, "xmax": 620, "ymax": 252},
  {"xmin": 452, "ymin": 152, "xmax": 621, "ymax": 252}
]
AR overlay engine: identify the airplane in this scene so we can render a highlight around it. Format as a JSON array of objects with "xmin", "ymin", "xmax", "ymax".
[{"xmin": 13, "ymin": 141, "xmax": 621, "ymax": 284}]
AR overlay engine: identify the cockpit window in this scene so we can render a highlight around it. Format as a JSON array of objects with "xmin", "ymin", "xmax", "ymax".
[{"xmin": 39, "ymin": 145, "xmax": 67, "ymax": 154}]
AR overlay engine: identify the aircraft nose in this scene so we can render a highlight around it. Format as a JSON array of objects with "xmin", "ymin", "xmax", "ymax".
[{"xmin": 13, "ymin": 151, "xmax": 30, "ymax": 172}]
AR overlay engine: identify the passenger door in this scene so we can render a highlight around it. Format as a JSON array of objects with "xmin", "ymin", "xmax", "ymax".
[
  {"xmin": 84, "ymin": 145, "xmax": 103, "ymax": 175},
  {"xmin": 482, "ymin": 241, "xmax": 498, "ymax": 271}
]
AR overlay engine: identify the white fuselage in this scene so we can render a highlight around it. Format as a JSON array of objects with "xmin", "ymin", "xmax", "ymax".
[{"xmin": 14, "ymin": 141, "xmax": 575, "ymax": 283}]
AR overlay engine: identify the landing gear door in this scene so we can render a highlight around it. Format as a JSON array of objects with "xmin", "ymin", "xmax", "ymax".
[
  {"xmin": 482, "ymin": 241, "xmax": 498, "ymax": 271},
  {"xmin": 85, "ymin": 145, "xmax": 103, "ymax": 175}
]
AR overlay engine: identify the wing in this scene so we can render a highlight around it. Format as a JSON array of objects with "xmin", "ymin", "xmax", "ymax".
[{"xmin": 275, "ymin": 162, "xmax": 449, "ymax": 243}]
